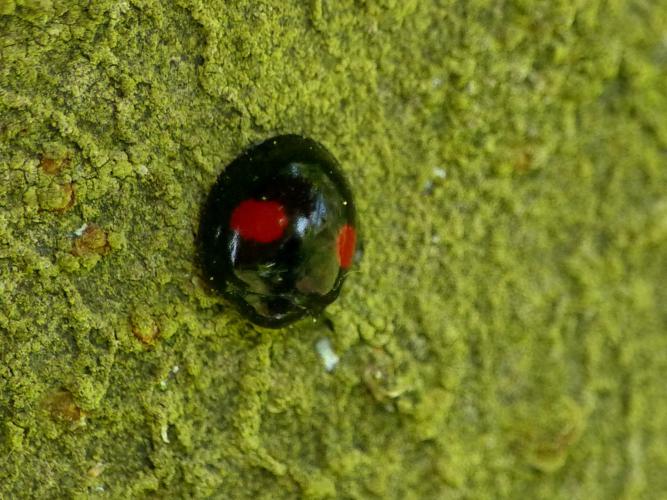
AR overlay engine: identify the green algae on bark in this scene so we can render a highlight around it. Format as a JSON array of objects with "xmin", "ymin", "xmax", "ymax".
[{"xmin": 1, "ymin": 0, "xmax": 667, "ymax": 498}]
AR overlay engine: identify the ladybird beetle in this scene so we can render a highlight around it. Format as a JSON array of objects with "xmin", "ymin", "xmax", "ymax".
[{"xmin": 199, "ymin": 135, "xmax": 358, "ymax": 328}]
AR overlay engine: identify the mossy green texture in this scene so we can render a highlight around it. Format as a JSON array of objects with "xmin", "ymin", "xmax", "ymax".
[{"xmin": 1, "ymin": 0, "xmax": 666, "ymax": 497}]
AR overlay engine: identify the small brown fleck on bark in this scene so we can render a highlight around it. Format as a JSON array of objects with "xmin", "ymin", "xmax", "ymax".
[
  {"xmin": 72, "ymin": 224, "xmax": 111, "ymax": 256},
  {"xmin": 43, "ymin": 389, "xmax": 86, "ymax": 423},
  {"xmin": 40, "ymin": 155, "xmax": 70, "ymax": 175},
  {"xmin": 515, "ymin": 150, "xmax": 533, "ymax": 173},
  {"xmin": 130, "ymin": 309, "xmax": 160, "ymax": 345}
]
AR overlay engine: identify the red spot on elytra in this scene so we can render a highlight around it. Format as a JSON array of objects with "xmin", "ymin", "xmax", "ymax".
[
  {"xmin": 336, "ymin": 224, "xmax": 356, "ymax": 269},
  {"xmin": 230, "ymin": 199, "xmax": 288, "ymax": 243}
]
